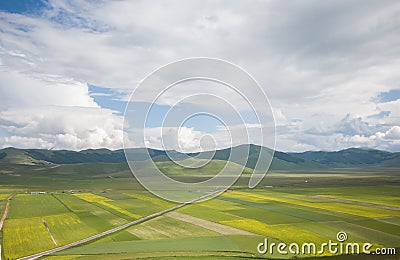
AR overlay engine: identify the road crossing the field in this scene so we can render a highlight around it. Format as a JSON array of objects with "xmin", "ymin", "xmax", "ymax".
[
  {"xmin": 0, "ymin": 195, "xmax": 14, "ymax": 260},
  {"xmin": 17, "ymin": 189, "xmax": 224, "ymax": 260}
]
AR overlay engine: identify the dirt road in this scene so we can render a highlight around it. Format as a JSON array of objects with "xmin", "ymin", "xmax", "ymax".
[
  {"xmin": 0, "ymin": 195, "xmax": 13, "ymax": 260},
  {"xmin": 0, "ymin": 195, "xmax": 13, "ymax": 231}
]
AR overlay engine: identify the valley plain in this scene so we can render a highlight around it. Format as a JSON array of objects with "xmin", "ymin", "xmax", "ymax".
[{"xmin": 0, "ymin": 147, "xmax": 399, "ymax": 259}]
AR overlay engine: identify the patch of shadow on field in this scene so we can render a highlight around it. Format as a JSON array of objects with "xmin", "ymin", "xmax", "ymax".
[
  {"xmin": 309, "ymin": 195, "xmax": 400, "ymax": 211},
  {"xmin": 166, "ymin": 212, "xmax": 256, "ymax": 236}
]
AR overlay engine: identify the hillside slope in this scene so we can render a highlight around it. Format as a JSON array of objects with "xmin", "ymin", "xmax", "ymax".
[{"xmin": 0, "ymin": 145, "xmax": 399, "ymax": 170}]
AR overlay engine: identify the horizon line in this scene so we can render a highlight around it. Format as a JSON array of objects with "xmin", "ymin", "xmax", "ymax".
[{"xmin": 0, "ymin": 144, "xmax": 397, "ymax": 154}]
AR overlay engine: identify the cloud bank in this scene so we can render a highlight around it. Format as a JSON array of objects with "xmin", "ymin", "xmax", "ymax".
[{"xmin": 0, "ymin": 0, "xmax": 399, "ymax": 151}]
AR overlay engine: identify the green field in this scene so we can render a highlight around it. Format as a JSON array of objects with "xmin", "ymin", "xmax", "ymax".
[
  {"xmin": 1, "ymin": 190, "xmax": 180, "ymax": 259},
  {"xmin": 48, "ymin": 184, "xmax": 400, "ymax": 259},
  {"xmin": 0, "ymin": 164, "xmax": 399, "ymax": 259}
]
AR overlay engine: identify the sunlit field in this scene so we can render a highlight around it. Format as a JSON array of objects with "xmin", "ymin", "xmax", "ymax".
[{"xmin": 0, "ymin": 166, "xmax": 399, "ymax": 259}]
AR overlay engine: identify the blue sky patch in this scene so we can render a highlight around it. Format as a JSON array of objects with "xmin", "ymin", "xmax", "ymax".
[
  {"xmin": 89, "ymin": 85, "xmax": 128, "ymax": 115},
  {"xmin": 378, "ymin": 89, "xmax": 400, "ymax": 103},
  {"xmin": 145, "ymin": 104, "xmax": 221, "ymax": 133},
  {"xmin": 0, "ymin": 0, "xmax": 48, "ymax": 15},
  {"xmin": 181, "ymin": 114, "xmax": 223, "ymax": 133}
]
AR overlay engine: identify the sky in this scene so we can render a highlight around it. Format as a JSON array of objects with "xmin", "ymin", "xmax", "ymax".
[{"xmin": 0, "ymin": 0, "xmax": 399, "ymax": 152}]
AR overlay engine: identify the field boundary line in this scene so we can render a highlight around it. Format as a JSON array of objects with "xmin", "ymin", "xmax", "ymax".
[
  {"xmin": 0, "ymin": 195, "xmax": 13, "ymax": 260},
  {"xmin": 309, "ymin": 195, "xmax": 400, "ymax": 211},
  {"xmin": 73, "ymin": 194, "xmax": 138, "ymax": 221},
  {"xmin": 16, "ymin": 189, "xmax": 224, "ymax": 260},
  {"xmin": 336, "ymin": 221, "xmax": 400, "ymax": 240},
  {"xmin": 51, "ymin": 194, "xmax": 73, "ymax": 212},
  {"xmin": 0, "ymin": 195, "xmax": 13, "ymax": 230},
  {"xmin": 166, "ymin": 211, "xmax": 256, "ymax": 235},
  {"xmin": 42, "ymin": 219, "xmax": 58, "ymax": 246}
]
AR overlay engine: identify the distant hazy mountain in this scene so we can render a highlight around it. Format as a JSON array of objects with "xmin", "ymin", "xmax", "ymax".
[
  {"xmin": 0, "ymin": 145, "xmax": 399, "ymax": 170},
  {"xmin": 292, "ymin": 148, "xmax": 400, "ymax": 167}
]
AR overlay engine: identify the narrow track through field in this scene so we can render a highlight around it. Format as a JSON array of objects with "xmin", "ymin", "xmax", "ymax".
[{"xmin": 17, "ymin": 190, "xmax": 224, "ymax": 260}]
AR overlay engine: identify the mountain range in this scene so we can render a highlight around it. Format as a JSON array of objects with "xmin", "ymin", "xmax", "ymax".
[{"xmin": 0, "ymin": 145, "xmax": 399, "ymax": 170}]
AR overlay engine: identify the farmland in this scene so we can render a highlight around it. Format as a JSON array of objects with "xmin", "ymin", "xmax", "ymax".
[
  {"xmin": 0, "ymin": 163, "xmax": 399, "ymax": 259},
  {"xmin": 50, "ymin": 183, "xmax": 400, "ymax": 259},
  {"xmin": 1, "ymin": 191, "xmax": 178, "ymax": 259}
]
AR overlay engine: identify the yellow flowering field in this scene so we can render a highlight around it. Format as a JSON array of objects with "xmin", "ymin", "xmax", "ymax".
[
  {"xmin": 221, "ymin": 219, "xmax": 329, "ymax": 245},
  {"xmin": 3, "ymin": 216, "xmax": 54, "ymax": 259},
  {"xmin": 223, "ymin": 191, "xmax": 396, "ymax": 218},
  {"xmin": 199, "ymin": 199, "xmax": 244, "ymax": 211},
  {"xmin": 0, "ymin": 193, "xmax": 10, "ymax": 200},
  {"xmin": 74, "ymin": 193, "xmax": 140, "ymax": 219},
  {"xmin": 43, "ymin": 212, "xmax": 99, "ymax": 245}
]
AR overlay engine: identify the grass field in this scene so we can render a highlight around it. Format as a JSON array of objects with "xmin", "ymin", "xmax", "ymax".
[
  {"xmin": 0, "ymin": 167, "xmax": 399, "ymax": 259},
  {"xmin": 1, "ymin": 191, "xmax": 178, "ymax": 259},
  {"xmin": 49, "ymin": 184, "xmax": 400, "ymax": 259},
  {"xmin": 3, "ymin": 193, "xmax": 173, "ymax": 259}
]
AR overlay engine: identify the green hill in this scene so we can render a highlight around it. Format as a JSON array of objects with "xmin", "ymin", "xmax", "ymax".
[{"xmin": 0, "ymin": 145, "xmax": 399, "ymax": 171}]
